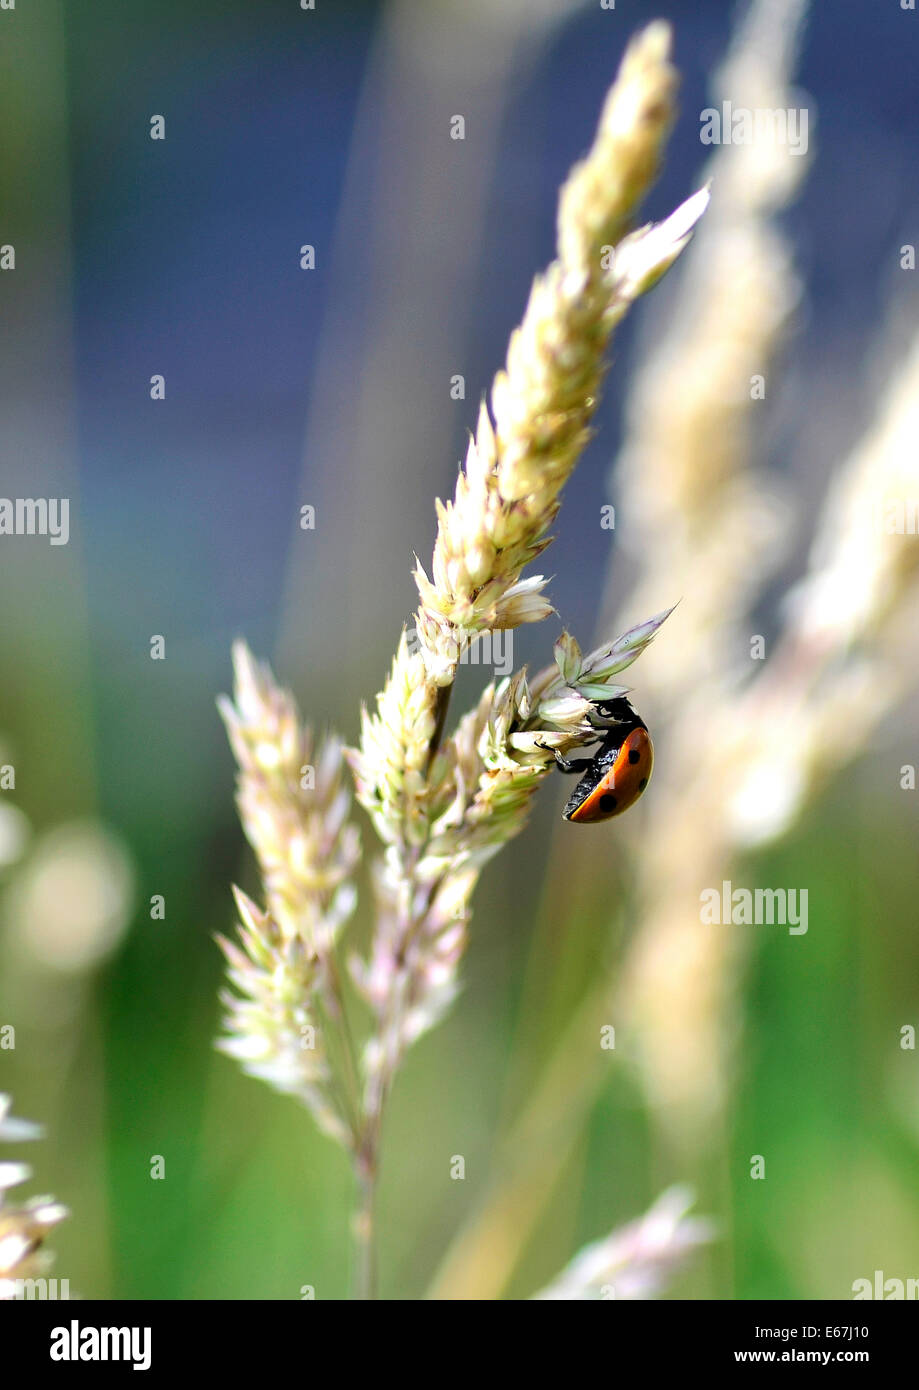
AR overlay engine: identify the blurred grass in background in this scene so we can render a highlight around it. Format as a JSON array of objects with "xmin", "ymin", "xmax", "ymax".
[{"xmin": 1, "ymin": 0, "xmax": 917, "ymax": 1298}]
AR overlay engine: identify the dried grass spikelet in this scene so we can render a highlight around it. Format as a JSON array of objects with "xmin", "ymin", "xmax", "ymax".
[
  {"xmin": 412, "ymin": 21, "xmax": 702, "ymax": 684},
  {"xmin": 351, "ymin": 612, "xmax": 675, "ymax": 1101},
  {"xmin": 349, "ymin": 633, "xmax": 438, "ymax": 855},
  {"xmin": 356, "ymin": 19, "xmax": 706, "ymax": 874},
  {"xmin": 534, "ymin": 1186, "xmax": 713, "ymax": 1301},
  {"xmin": 216, "ymin": 642, "xmax": 361, "ymax": 1147},
  {"xmin": 349, "ymin": 24, "xmax": 708, "ymax": 1115},
  {"xmin": 219, "ymin": 641, "xmax": 359, "ymax": 951},
  {"xmin": 0, "ymin": 1095, "xmax": 68, "ymax": 1299},
  {"xmin": 215, "ymin": 889, "xmax": 351, "ymax": 1145}
]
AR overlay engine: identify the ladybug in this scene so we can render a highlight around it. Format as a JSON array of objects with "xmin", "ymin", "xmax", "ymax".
[{"xmin": 545, "ymin": 696, "xmax": 653, "ymax": 824}]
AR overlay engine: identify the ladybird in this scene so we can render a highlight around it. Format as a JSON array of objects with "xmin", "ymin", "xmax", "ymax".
[{"xmin": 548, "ymin": 696, "xmax": 653, "ymax": 824}]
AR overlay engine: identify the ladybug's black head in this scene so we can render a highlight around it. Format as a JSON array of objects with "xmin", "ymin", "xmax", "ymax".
[{"xmin": 590, "ymin": 695, "xmax": 646, "ymax": 732}]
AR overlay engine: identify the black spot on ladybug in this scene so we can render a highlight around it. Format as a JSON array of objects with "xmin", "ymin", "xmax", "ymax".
[
  {"xmin": 638, "ymin": 778, "xmax": 647, "ymax": 791},
  {"xmin": 628, "ymin": 748, "xmax": 640, "ymax": 764},
  {"xmin": 599, "ymin": 794, "xmax": 617, "ymax": 812}
]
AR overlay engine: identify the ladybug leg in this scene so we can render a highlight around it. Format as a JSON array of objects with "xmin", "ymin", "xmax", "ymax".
[
  {"xmin": 534, "ymin": 737, "xmax": 593, "ymax": 775},
  {"xmin": 587, "ymin": 709, "xmax": 631, "ymax": 732},
  {"xmin": 553, "ymin": 751, "xmax": 595, "ymax": 776},
  {"xmin": 588, "ymin": 696, "xmax": 638, "ymax": 732}
]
